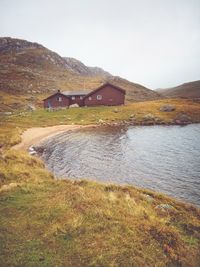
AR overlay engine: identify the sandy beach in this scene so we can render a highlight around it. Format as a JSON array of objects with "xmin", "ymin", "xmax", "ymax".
[{"xmin": 13, "ymin": 124, "xmax": 92, "ymax": 151}]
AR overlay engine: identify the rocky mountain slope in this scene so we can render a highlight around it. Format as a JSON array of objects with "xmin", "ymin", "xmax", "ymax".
[
  {"xmin": 0, "ymin": 37, "xmax": 161, "ymax": 109},
  {"xmin": 63, "ymin": 57, "xmax": 111, "ymax": 77},
  {"xmin": 156, "ymin": 80, "xmax": 200, "ymax": 99}
]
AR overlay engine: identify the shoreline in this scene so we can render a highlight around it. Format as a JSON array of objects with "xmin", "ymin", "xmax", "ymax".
[
  {"xmin": 13, "ymin": 121, "xmax": 199, "ymax": 207},
  {"xmin": 12, "ymin": 120, "xmax": 199, "ymax": 152},
  {"xmin": 13, "ymin": 124, "xmax": 96, "ymax": 151}
]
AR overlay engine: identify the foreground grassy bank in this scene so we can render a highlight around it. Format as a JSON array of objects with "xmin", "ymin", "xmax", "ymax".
[
  {"xmin": 0, "ymin": 99, "xmax": 200, "ymax": 266},
  {"xmin": 0, "ymin": 150, "xmax": 200, "ymax": 266}
]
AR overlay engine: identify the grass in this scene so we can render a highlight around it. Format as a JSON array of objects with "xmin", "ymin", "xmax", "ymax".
[
  {"xmin": 0, "ymin": 151, "xmax": 200, "ymax": 266},
  {"xmin": 0, "ymin": 99, "xmax": 200, "ymax": 266}
]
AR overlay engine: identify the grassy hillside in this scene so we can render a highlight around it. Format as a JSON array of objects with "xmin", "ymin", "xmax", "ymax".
[
  {"xmin": 0, "ymin": 37, "xmax": 161, "ymax": 110},
  {"xmin": 1, "ymin": 99, "xmax": 200, "ymax": 266},
  {"xmin": 157, "ymin": 80, "xmax": 200, "ymax": 99}
]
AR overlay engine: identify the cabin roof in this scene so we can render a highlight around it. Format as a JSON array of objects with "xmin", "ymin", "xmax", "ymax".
[
  {"xmin": 62, "ymin": 90, "xmax": 92, "ymax": 96},
  {"xmin": 84, "ymin": 82, "xmax": 126, "ymax": 98},
  {"xmin": 43, "ymin": 90, "xmax": 92, "ymax": 101}
]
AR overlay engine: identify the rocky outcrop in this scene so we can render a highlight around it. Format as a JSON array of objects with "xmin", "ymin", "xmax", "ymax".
[
  {"xmin": 88, "ymin": 66, "xmax": 111, "ymax": 77},
  {"xmin": 0, "ymin": 37, "xmax": 69, "ymax": 69},
  {"xmin": 63, "ymin": 57, "xmax": 111, "ymax": 77},
  {"xmin": 0, "ymin": 37, "xmax": 43, "ymax": 53}
]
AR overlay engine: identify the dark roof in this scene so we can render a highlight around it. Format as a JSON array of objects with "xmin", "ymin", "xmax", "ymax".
[
  {"xmin": 83, "ymin": 82, "xmax": 126, "ymax": 98},
  {"xmin": 43, "ymin": 90, "xmax": 92, "ymax": 101},
  {"xmin": 62, "ymin": 90, "xmax": 92, "ymax": 96},
  {"xmin": 42, "ymin": 92, "xmax": 68, "ymax": 101}
]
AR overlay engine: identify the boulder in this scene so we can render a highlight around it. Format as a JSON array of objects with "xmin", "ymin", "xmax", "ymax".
[
  {"xmin": 28, "ymin": 146, "xmax": 37, "ymax": 155},
  {"xmin": 98, "ymin": 119, "xmax": 104, "ymax": 124},
  {"xmin": 26, "ymin": 104, "xmax": 36, "ymax": 112},
  {"xmin": 143, "ymin": 194, "xmax": 154, "ymax": 203},
  {"xmin": 160, "ymin": 105, "xmax": 176, "ymax": 112},
  {"xmin": 129, "ymin": 114, "xmax": 135, "ymax": 119},
  {"xmin": 143, "ymin": 113, "xmax": 155, "ymax": 121},
  {"xmin": 0, "ymin": 112, "xmax": 12, "ymax": 116},
  {"xmin": 32, "ymin": 145, "xmax": 45, "ymax": 154},
  {"xmin": 69, "ymin": 104, "xmax": 79, "ymax": 108},
  {"xmin": 174, "ymin": 113, "xmax": 192, "ymax": 125},
  {"xmin": 156, "ymin": 204, "xmax": 174, "ymax": 211}
]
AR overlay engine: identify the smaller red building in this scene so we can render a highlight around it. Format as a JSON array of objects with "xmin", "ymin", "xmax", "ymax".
[{"xmin": 43, "ymin": 83, "xmax": 126, "ymax": 108}]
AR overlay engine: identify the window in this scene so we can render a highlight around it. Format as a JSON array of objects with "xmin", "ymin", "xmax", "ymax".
[
  {"xmin": 71, "ymin": 96, "xmax": 75, "ymax": 100},
  {"xmin": 97, "ymin": 95, "xmax": 102, "ymax": 100},
  {"xmin": 57, "ymin": 96, "xmax": 62, "ymax": 102},
  {"xmin": 80, "ymin": 96, "xmax": 83, "ymax": 100},
  {"xmin": 89, "ymin": 97, "xmax": 92, "ymax": 101}
]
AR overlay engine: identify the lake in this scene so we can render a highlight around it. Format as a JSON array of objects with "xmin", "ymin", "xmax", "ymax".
[{"xmin": 38, "ymin": 124, "xmax": 200, "ymax": 206}]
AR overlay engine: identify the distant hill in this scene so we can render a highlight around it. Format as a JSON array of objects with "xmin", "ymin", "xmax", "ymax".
[
  {"xmin": 0, "ymin": 37, "xmax": 161, "ymax": 109},
  {"xmin": 156, "ymin": 81, "xmax": 200, "ymax": 99}
]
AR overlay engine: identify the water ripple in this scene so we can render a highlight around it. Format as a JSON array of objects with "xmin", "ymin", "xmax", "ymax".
[{"xmin": 40, "ymin": 124, "xmax": 200, "ymax": 206}]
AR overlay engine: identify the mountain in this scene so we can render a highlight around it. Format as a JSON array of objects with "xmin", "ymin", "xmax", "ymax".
[
  {"xmin": 63, "ymin": 57, "xmax": 111, "ymax": 77},
  {"xmin": 156, "ymin": 80, "xmax": 200, "ymax": 99},
  {"xmin": 0, "ymin": 37, "xmax": 161, "ymax": 109}
]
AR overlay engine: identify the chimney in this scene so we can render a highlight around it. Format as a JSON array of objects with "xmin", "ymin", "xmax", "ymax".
[{"xmin": 58, "ymin": 89, "xmax": 60, "ymax": 93}]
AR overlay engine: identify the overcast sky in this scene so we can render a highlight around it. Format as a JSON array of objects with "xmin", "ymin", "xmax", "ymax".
[{"xmin": 0, "ymin": 0, "xmax": 200, "ymax": 89}]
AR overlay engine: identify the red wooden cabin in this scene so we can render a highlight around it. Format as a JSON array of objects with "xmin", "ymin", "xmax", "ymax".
[{"xmin": 43, "ymin": 83, "xmax": 126, "ymax": 108}]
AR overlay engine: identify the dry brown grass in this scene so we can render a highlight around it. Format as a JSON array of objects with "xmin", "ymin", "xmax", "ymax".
[
  {"xmin": 0, "ymin": 150, "xmax": 199, "ymax": 266},
  {"xmin": 0, "ymin": 99, "xmax": 200, "ymax": 266}
]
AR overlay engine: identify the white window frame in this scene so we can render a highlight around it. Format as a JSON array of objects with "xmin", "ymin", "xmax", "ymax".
[
  {"xmin": 71, "ymin": 96, "xmax": 75, "ymax": 100},
  {"xmin": 57, "ymin": 96, "xmax": 62, "ymax": 102},
  {"xmin": 97, "ymin": 95, "xmax": 102, "ymax": 100},
  {"xmin": 88, "ymin": 96, "xmax": 92, "ymax": 101},
  {"xmin": 80, "ymin": 96, "xmax": 83, "ymax": 100}
]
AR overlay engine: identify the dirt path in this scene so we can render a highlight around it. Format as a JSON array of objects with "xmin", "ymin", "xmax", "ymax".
[{"xmin": 13, "ymin": 124, "xmax": 93, "ymax": 151}]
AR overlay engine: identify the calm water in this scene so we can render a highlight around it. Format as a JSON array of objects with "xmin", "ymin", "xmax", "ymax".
[{"xmin": 38, "ymin": 124, "xmax": 200, "ymax": 206}]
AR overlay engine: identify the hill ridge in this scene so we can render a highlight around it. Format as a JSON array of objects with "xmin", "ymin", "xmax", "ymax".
[{"xmin": 156, "ymin": 80, "xmax": 200, "ymax": 98}]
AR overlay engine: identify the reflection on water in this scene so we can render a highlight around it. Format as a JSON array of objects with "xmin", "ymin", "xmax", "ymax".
[{"xmin": 39, "ymin": 124, "xmax": 200, "ymax": 206}]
